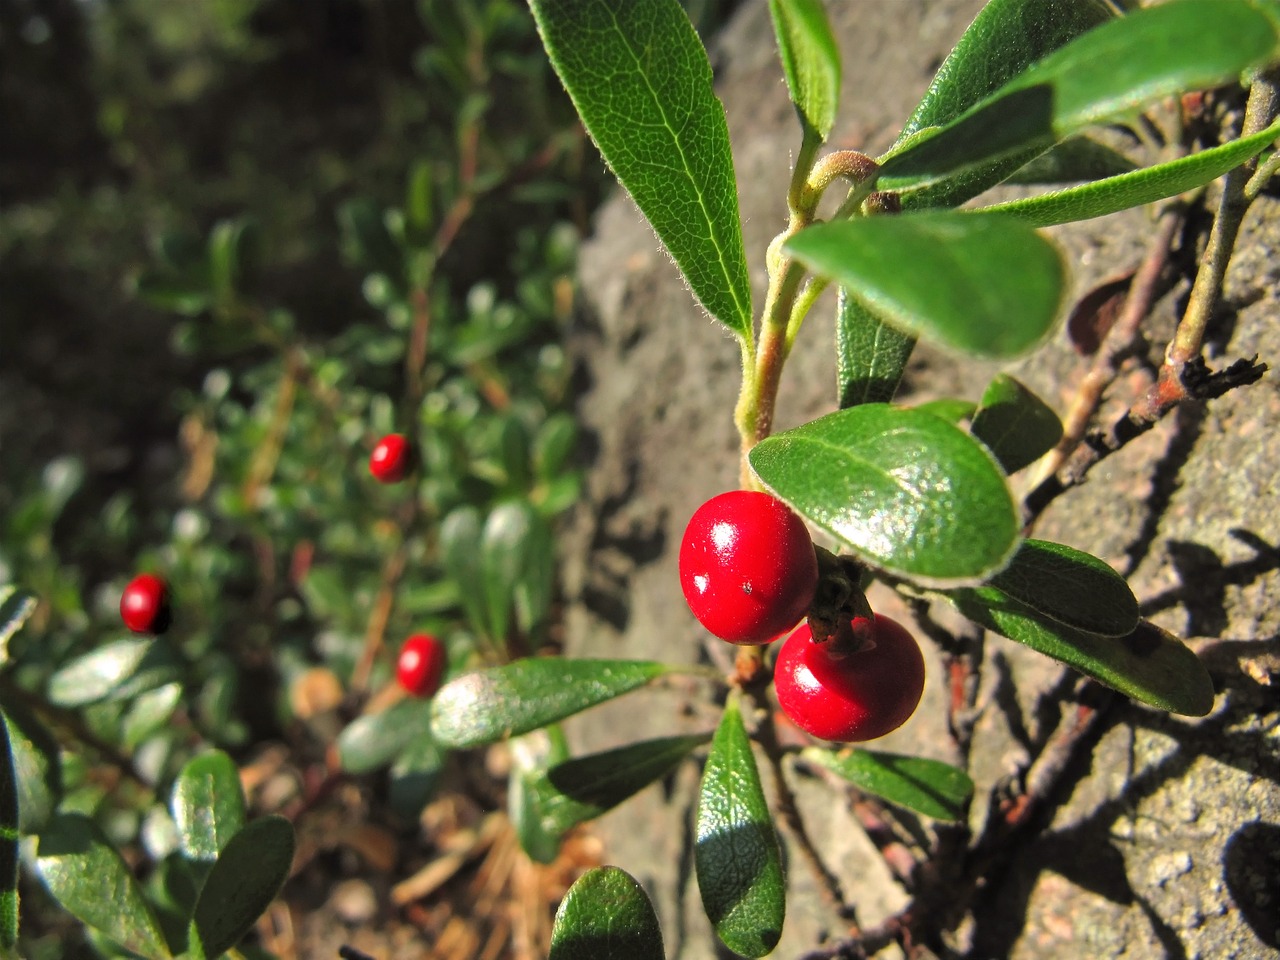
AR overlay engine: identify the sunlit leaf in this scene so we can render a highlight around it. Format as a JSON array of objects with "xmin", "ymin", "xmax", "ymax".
[
  {"xmin": 695, "ymin": 696, "xmax": 784, "ymax": 958},
  {"xmin": 970, "ymin": 373, "xmax": 1063, "ymax": 474},
  {"xmin": 47, "ymin": 639, "xmax": 157, "ymax": 707},
  {"xmin": 767, "ymin": 0, "xmax": 840, "ymax": 139},
  {"xmin": 171, "ymin": 751, "xmax": 247, "ymax": 864},
  {"xmin": 0, "ymin": 586, "xmax": 36, "ymax": 666},
  {"xmin": 0, "ymin": 715, "xmax": 19, "ymax": 948},
  {"xmin": 786, "ymin": 213, "xmax": 1065, "ymax": 358},
  {"xmin": 802, "ymin": 747, "xmax": 974, "ymax": 821},
  {"xmin": 190, "ymin": 816, "xmax": 295, "ymax": 959},
  {"xmin": 0, "ymin": 705, "xmax": 60, "ymax": 834},
  {"xmin": 431, "ymin": 659, "xmax": 676, "ymax": 749},
  {"xmin": 989, "ymin": 539, "xmax": 1139, "ymax": 638},
  {"xmin": 750, "ymin": 405, "xmax": 1020, "ymax": 584},
  {"xmin": 549, "ymin": 866, "xmax": 665, "ymax": 960},
  {"xmin": 337, "ymin": 697, "xmax": 434, "ymax": 775},
  {"xmin": 530, "ymin": 0, "xmax": 752, "ymax": 336}
]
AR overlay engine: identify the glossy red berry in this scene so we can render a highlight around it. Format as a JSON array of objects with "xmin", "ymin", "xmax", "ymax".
[
  {"xmin": 679, "ymin": 490, "xmax": 818, "ymax": 645},
  {"xmin": 369, "ymin": 433, "xmax": 411, "ymax": 483},
  {"xmin": 774, "ymin": 614, "xmax": 925, "ymax": 742},
  {"xmin": 120, "ymin": 573, "xmax": 171, "ymax": 635},
  {"xmin": 396, "ymin": 633, "xmax": 446, "ymax": 698}
]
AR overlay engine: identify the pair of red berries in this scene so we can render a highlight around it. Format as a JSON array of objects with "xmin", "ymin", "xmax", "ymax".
[
  {"xmin": 396, "ymin": 633, "xmax": 446, "ymax": 698},
  {"xmin": 120, "ymin": 573, "xmax": 171, "ymax": 635},
  {"xmin": 369, "ymin": 433, "xmax": 411, "ymax": 483},
  {"xmin": 678, "ymin": 490, "xmax": 925, "ymax": 742}
]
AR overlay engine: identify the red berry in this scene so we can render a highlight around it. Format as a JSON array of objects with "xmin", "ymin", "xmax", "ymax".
[
  {"xmin": 679, "ymin": 490, "xmax": 818, "ymax": 645},
  {"xmin": 774, "ymin": 614, "xmax": 924, "ymax": 742},
  {"xmin": 120, "ymin": 573, "xmax": 171, "ymax": 635},
  {"xmin": 369, "ymin": 433, "xmax": 411, "ymax": 483},
  {"xmin": 396, "ymin": 633, "xmax": 446, "ymax": 698}
]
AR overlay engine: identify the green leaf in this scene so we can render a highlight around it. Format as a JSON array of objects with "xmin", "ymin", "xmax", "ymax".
[
  {"xmin": 440, "ymin": 506, "xmax": 487, "ymax": 637},
  {"xmin": 767, "ymin": 0, "xmax": 840, "ymax": 139},
  {"xmin": 388, "ymin": 728, "xmax": 444, "ymax": 819},
  {"xmin": 786, "ymin": 213, "xmax": 1065, "ymax": 358},
  {"xmin": 750, "ymin": 405, "xmax": 1020, "ymax": 584},
  {"xmin": 530, "ymin": 0, "xmax": 752, "ymax": 337},
  {"xmin": 37, "ymin": 813, "xmax": 173, "ymax": 959},
  {"xmin": 133, "ymin": 271, "xmax": 212, "ymax": 317},
  {"xmin": 835, "ymin": 288, "xmax": 916, "ymax": 408},
  {"xmin": 696, "ymin": 696, "xmax": 784, "ymax": 958},
  {"xmin": 337, "ymin": 697, "xmax": 434, "ymax": 775},
  {"xmin": 802, "ymin": 747, "xmax": 974, "ymax": 821},
  {"xmin": 171, "ymin": 751, "xmax": 247, "ymax": 864},
  {"xmin": 0, "ymin": 714, "xmax": 20, "ymax": 949},
  {"xmin": 970, "ymin": 373, "xmax": 1063, "ymax": 474},
  {"xmin": 977, "ymin": 117, "xmax": 1280, "ymax": 226},
  {"xmin": 190, "ymin": 815, "xmax": 295, "ymax": 959},
  {"xmin": 1003, "ymin": 135, "xmax": 1138, "ymax": 184},
  {"xmin": 46, "ymin": 637, "xmax": 182, "ymax": 710},
  {"xmin": 887, "ymin": 0, "xmax": 1115, "ymax": 208},
  {"xmin": 208, "ymin": 217, "xmax": 260, "ymax": 307},
  {"xmin": 121, "ymin": 682, "xmax": 184, "ymax": 751},
  {"xmin": 988, "ymin": 539, "xmax": 1140, "ymax": 638},
  {"xmin": 481, "ymin": 500, "xmax": 542, "ymax": 642},
  {"xmin": 431, "ymin": 659, "xmax": 675, "ymax": 749},
  {"xmin": 882, "ymin": 1, "xmax": 1280, "ymax": 193},
  {"xmin": 549, "ymin": 866, "xmax": 665, "ymax": 960},
  {"xmin": 1, "ymin": 705, "xmax": 60, "ymax": 834},
  {"xmin": 530, "ymin": 734, "xmax": 711, "ymax": 843},
  {"xmin": 912, "ymin": 397, "xmax": 977, "ymax": 424},
  {"xmin": 950, "ymin": 592, "xmax": 1214, "ymax": 715},
  {"xmin": 0, "ymin": 586, "xmax": 36, "ymax": 665}
]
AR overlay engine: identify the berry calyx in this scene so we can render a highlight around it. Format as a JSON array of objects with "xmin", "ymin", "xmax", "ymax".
[
  {"xmin": 120, "ymin": 573, "xmax": 171, "ymax": 635},
  {"xmin": 369, "ymin": 433, "xmax": 411, "ymax": 483},
  {"xmin": 396, "ymin": 633, "xmax": 446, "ymax": 698},
  {"xmin": 679, "ymin": 490, "xmax": 819, "ymax": 645},
  {"xmin": 774, "ymin": 614, "xmax": 924, "ymax": 742}
]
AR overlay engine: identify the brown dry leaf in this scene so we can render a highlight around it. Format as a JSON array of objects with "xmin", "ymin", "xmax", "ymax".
[
  {"xmin": 290, "ymin": 666, "xmax": 345, "ymax": 718},
  {"xmin": 1066, "ymin": 270, "xmax": 1135, "ymax": 356}
]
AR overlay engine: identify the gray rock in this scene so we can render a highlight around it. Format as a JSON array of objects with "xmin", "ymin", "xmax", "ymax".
[{"xmin": 561, "ymin": 1, "xmax": 1280, "ymax": 957}]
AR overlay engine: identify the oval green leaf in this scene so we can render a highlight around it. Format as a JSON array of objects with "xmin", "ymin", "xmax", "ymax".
[
  {"xmin": 970, "ymin": 373, "xmax": 1063, "ymax": 474},
  {"xmin": 988, "ymin": 539, "xmax": 1139, "ymax": 637},
  {"xmin": 441, "ymin": 506, "xmax": 487, "ymax": 639},
  {"xmin": 750, "ymin": 404, "xmax": 1020, "ymax": 584},
  {"xmin": 835, "ymin": 287, "xmax": 916, "ymax": 408},
  {"xmin": 0, "ymin": 714, "xmax": 19, "ymax": 948},
  {"xmin": 550, "ymin": 866, "xmax": 665, "ymax": 960},
  {"xmin": 951, "ymin": 591, "xmax": 1214, "ymax": 716},
  {"xmin": 171, "ymin": 751, "xmax": 247, "ymax": 864},
  {"xmin": 337, "ymin": 697, "xmax": 434, "ymax": 775},
  {"xmin": 37, "ymin": 813, "xmax": 173, "ymax": 959},
  {"xmin": 530, "ymin": 0, "xmax": 752, "ymax": 337},
  {"xmin": 190, "ymin": 815, "xmax": 295, "ymax": 959},
  {"xmin": 786, "ymin": 213, "xmax": 1065, "ymax": 358},
  {"xmin": 978, "ymin": 117, "xmax": 1280, "ymax": 226},
  {"xmin": 0, "ymin": 586, "xmax": 36, "ymax": 665},
  {"xmin": 882, "ymin": 1, "xmax": 1280, "ymax": 192},
  {"xmin": 802, "ymin": 747, "xmax": 974, "ymax": 821},
  {"xmin": 767, "ymin": 0, "xmax": 840, "ymax": 140},
  {"xmin": 388, "ymin": 726, "xmax": 444, "ymax": 819},
  {"xmin": 47, "ymin": 638, "xmax": 179, "ymax": 708},
  {"xmin": 695, "ymin": 696, "xmax": 785, "ymax": 958},
  {"xmin": 431, "ymin": 659, "xmax": 675, "ymax": 749},
  {"xmin": 1, "ymin": 704, "xmax": 60, "ymax": 835}
]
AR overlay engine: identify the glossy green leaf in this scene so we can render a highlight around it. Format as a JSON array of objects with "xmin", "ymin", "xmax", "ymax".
[
  {"xmin": 388, "ymin": 726, "xmax": 444, "ymax": 819},
  {"xmin": 912, "ymin": 397, "xmax": 977, "ymax": 424},
  {"xmin": 440, "ymin": 506, "xmax": 487, "ymax": 637},
  {"xmin": 988, "ymin": 539, "xmax": 1139, "ymax": 638},
  {"xmin": 802, "ymin": 747, "xmax": 974, "ymax": 821},
  {"xmin": 171, "ymin": 751, "xmax": 247, "ymax": 863},
  {"xmin": 1004, "ymin": 135, "xmax": 1137, "ymax": 185},
  {"xmin": 882, "ymin": 1, "xmax": 1280, "ymax": 193},
  {"xmin": 786, "ymin": 213, "xmax": 1065, "ymax": 358},
  {"xmin": 190, "ymin": 815, "xmax": 295, "ymax": 959},
  {"xmin": 951, "ymin": 592, "xmax": 1214, "ymax": 715},
  {"xmin": 37, "ymin": 813, "xmax": 173, "ymax": 959},
  {"xmin": 530, "ymin": 0, "xmax": 752, "ymax": 337},
  {"xmin": 750, "ymin": 405, "xmax": 1020, "ymax": 584},
  {"xmin": 887, "ymin": 0, "xmax": 1114, "ymax": 208},
  {"xmin": 695, "ymin": 696, "xmax": 784, "ymax": 958},
  {"xmin": 0, "ymin": 715, "xmax": 19, "ymax": 949},
  {"xmin": 481, "ymin": 500, "xmax": 545, "ymax": 642},
  {"xmin": 549, "ymin": 866, "xmax": 665, "ymax": 960},
  {"xmin": 0, "ymin": 586, "xmax": 36, "ymax": 665},
  {"xmin": 970, "ymin": 373, "xmax": 1063, "ymax": 474},
  {"xmin": 532, "ymin": 734, "xmax": 711, "ymax": 842},
  {"xmin": 337, "ymin": 697, "xmax": 434, "ymax": 775},
  {"xmin": 431, "ymin": 659, "xmax": 675, "ymax": 749},
  {"xmin": 510, "ymin": 728, "xmax": 571, "ymax": 864},
  {"xmin": 835, "ymin": 287, "xmax": 916, "ymax": 408},
  {"xmin": 52, "ymin": 638, "xmax": 182, "ymax": 709},
  {"xmin": 767, "ymin": 0, "xmax": 840, "ymax": 139},
  {"xmin": 978, "ymin": 117, "xmax": 1280, "ymax": 225},
  {"xmin": 121, "ymin": 682, "xmax": 184, "ymax": 751},
  {"xmin": 1, "ymin": 705, "xmax": 60, "ymax": 834}
]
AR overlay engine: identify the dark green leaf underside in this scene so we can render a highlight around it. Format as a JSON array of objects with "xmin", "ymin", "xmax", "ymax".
[
  {"xmin": 835, "ymin": 288, "xmax": 916, "ymax": 408},
  {"xmin": 970, "ymin": 373, "xmax": 1063, "ymax": 474},
  {"xmin": 431, "ymin": 659, "xmax": 674, "ymax": 748},
  {"xmin": 550, "ymin": 866, "xmax": 665, "ymax": 960},
  {"xmin": 751, "ymin": 404, "xmax": 1020, "ymax": 584},
  {"xmin": 802, "ymin": 747, "xmax": 974, "ymax": 821},
  {"xmin": 191, "ymin": 815, "xmax": 295, "ymax": 959}
]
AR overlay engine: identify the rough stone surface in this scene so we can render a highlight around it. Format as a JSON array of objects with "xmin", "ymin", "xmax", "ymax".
[{"xmin": 561, "ymin": 2, "xmax": 1280, "ymax": 958}]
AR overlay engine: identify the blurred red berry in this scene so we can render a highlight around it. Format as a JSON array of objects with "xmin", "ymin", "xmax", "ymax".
[
  {"xmin": 396, "ymin": 633, "xmax": 446, "ymax": 697},
  {"xmin": 120, "ymin": 573, "xmax": 171, "ymax": 635},
  {"xmin": 369, "ymin": 433, "xmax": 411, "ymax": 483}
]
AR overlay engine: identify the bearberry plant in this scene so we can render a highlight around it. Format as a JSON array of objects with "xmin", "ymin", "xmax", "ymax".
[{"xmin": 427, "ymin": 0, "xmax": 1280, "ymax": 957}]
